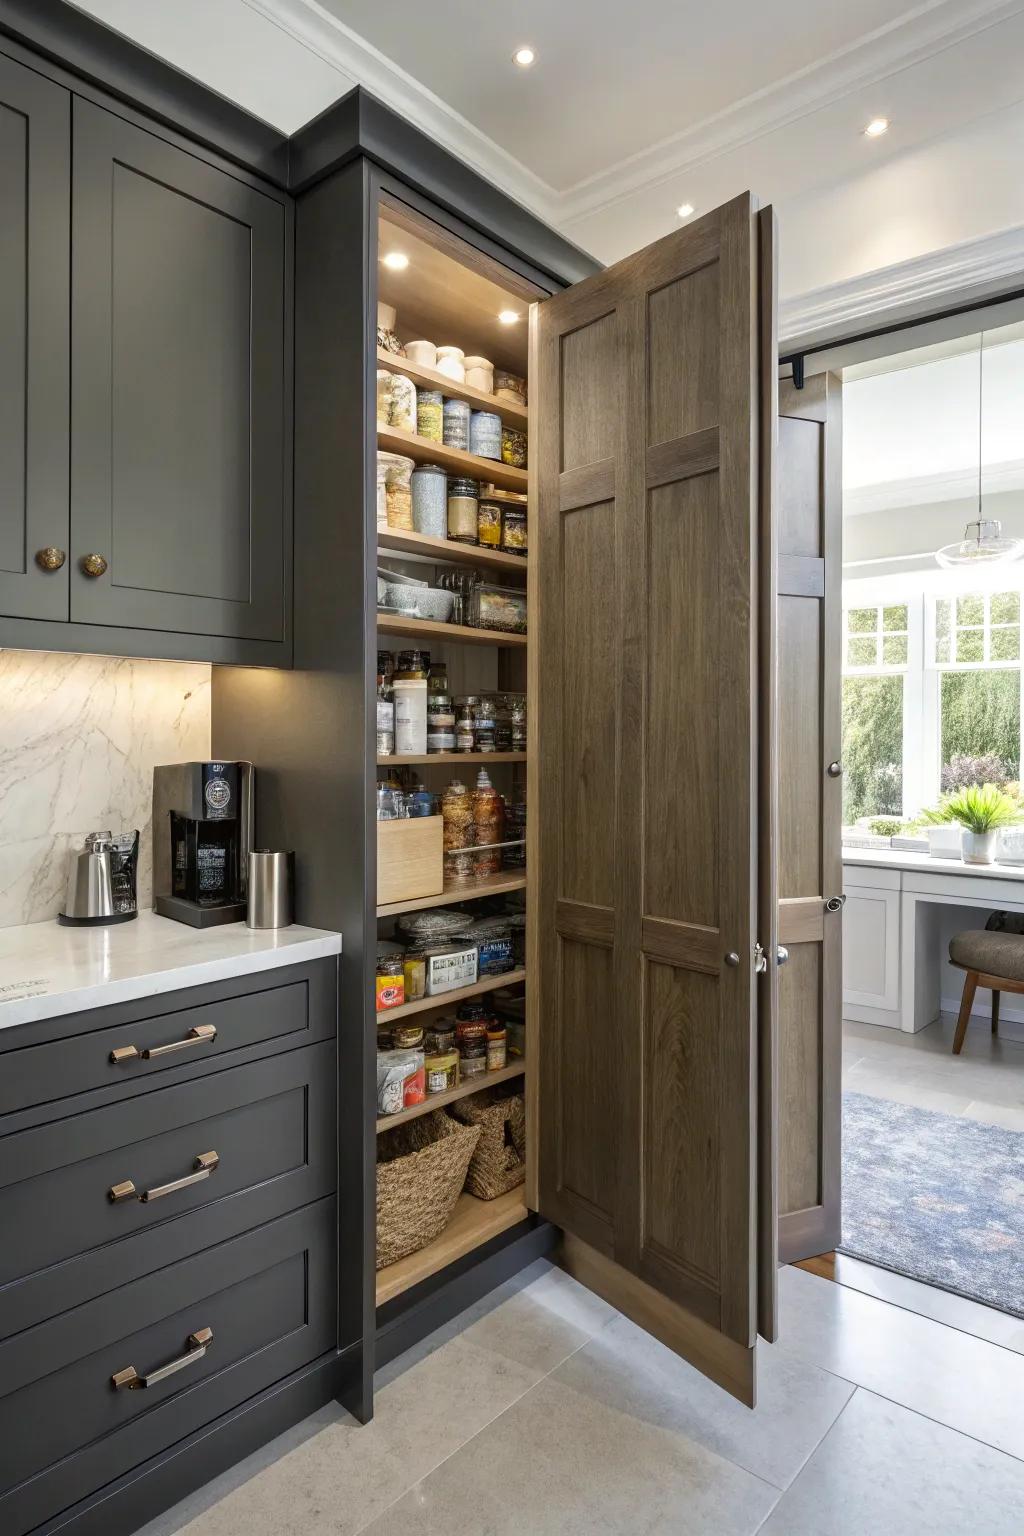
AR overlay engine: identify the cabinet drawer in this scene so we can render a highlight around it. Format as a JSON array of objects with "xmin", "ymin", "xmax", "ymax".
[
  {"xmin": 0, "ymin": 1199, "xmax": 335, "ymax": 1536},
  {"xmin": 0, "ymin": 963, "xmax": 335, "ymax": 1119},
  {"xmin": 0, "ymin": 1041, "xmax": 335, "ymax": 1340}
]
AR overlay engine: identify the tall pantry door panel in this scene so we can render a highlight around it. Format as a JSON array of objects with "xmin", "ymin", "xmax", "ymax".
[
  {"xmin": 776, "ymin": 371, "xmax": 843, "ymax": 1263},
  {"xmin": 529, "ymin": 194, "xmax": 776, "ymax": 1406}
]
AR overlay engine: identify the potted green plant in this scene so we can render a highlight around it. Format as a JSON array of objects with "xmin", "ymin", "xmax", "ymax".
[{"xmin": 920, "ymin": 783, "xmax": 1023, "ymax": 865}]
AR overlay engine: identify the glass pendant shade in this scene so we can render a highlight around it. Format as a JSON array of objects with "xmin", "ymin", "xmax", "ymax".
[{"xmin": 935, "ymin": 517, "xmax": 1024, "ymax": 567}]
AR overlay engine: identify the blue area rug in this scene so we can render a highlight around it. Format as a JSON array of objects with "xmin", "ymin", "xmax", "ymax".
[{"xmin": 840, "ymin": 1091, "xmax": 1024, "ymax": 1319}]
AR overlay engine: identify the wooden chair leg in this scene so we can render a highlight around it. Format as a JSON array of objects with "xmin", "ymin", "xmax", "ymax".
[
  {"xmin": 992, "ymin": 988, "xmax": 1000, "ymax": 1035},
  {"xmin": 953, "ymin": 972, "xmax": 978, "ymax": 1054}
]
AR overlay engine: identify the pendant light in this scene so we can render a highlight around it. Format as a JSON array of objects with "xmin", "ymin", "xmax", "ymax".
[{"xmin": 936, "ymin": 332, "xmax": 1024, "ymax": 567}]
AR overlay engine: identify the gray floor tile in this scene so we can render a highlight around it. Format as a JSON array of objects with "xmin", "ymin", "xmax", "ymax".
[
  {"xmin": 359, "ymin": 1372, "xmax": 779, "ymax": 1536},
  {"xmin": 759, "ymin": 1387, "xmax": 1024, "ymax": 1534},
  {"xmin": 457, "ymin": 1258, "xmax": 618, "ymax": 1375},
  {"xmin": 827, "ymin": 1253, "xmax": 1024, "ymax": 1355},
  {"xmin": 843, "ymin": 1058, "xmax": 973, "ymax": 1115},
  {"xmin": 168, "ymin": 1332, "xmax": 543, "ymax": 1536},
  {"xmin": 962, "ymin": 1098, "xmax": 1024, "ymax": 1130},
  {"xmin": 548, "ymin": 1312, "xmax": 853, "ymax": 1490},
  {"xmin": 777, "ymin": 1265, "xmax": 1024, "ymax": 1461}
]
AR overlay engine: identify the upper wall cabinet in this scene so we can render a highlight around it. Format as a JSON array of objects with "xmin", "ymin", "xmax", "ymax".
[
  {"xmin": 70, "ymin": 101, "xmax": 290, "ymax": 648},
  {"xmin": 0, "ymin": 54, "xmax": 70, "ymax": 622}
]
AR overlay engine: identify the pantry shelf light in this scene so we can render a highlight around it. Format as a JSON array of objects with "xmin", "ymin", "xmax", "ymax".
[
  {"xmin": 513, "ymin": 46, "xmax": 535, "ymax": 67},
  {"xmin": 864, "ymin": 117, "xmax": 890, "ymax": 138},
  {"xmin": 382, "ymin": 251, "xmax": 409, "ymax": 271},
  {"xmin": 498, "ymin": 309, "xmax": 521, "ymax": 325},
  {"xmin": 676, "ymin": 202, "xmax": 695, "ymax": 219}
]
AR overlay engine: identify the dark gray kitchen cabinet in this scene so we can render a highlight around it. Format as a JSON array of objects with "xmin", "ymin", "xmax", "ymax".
[
  {"xmin": 0, "ymin": 52, "xmax": 70, "ymax": 621},
  {"xmin": 70, "ymin": 99, "xmax": 290, "ymax": 646}
]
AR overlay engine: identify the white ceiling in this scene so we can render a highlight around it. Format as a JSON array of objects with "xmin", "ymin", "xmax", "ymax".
[{"xmin": 68, "ymin": 0, "xmax": 1024, "ymax": 299}]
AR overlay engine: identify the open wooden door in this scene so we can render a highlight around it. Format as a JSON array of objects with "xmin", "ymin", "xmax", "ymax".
[
  {"xmin": 528, "ymin": 193, "xmax": 777, "ymax": 1407},
  {"xmin": 776, "ymin": 371, "xmax": 843, "ymax": 1263}
]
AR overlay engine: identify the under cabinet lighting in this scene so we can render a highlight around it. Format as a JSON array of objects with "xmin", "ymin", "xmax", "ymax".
[
  {"xmin": 676, "ymin": 203, "xmax": 695, "ymax": 218},
  {"xmin": 864, "ymin": 117, "xmax": 890, "ymax": 138},
  {"xmin": 512, "ymin": 47, "xmax": 535, "ymax": 67},
  {"xmin": 498, "ymin": 310, "xmax": 521, "ymax": 325},
  {"xmin": 382, "ymin": 252, "xmax": 409, "ymax": 270}
]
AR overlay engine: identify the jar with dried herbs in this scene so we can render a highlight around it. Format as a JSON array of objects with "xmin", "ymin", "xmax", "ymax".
[{"xmin": 471, "ymin": 767, "xmax": 504, "ymax": 875}]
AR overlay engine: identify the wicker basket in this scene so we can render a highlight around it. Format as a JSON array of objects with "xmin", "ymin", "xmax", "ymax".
[
  {"xmin": 376, "ymin": 1110, "xmax": 481, "ymax": 1270},
  {"xmin": 449, "ymin": 1086, "xmax": 526, "ymax": 1199}
]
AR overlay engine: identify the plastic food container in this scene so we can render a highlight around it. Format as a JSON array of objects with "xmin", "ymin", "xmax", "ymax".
[
  {"xmin": 378, "ymin": 452, "xmax": 415, "ymax": 531},
  {"xmin": 493, "ymin": 370, "xmax": 527, "ymax": 405},
  {"xmin": 389, "ymin": 373, "xmax": 417, "ymax": 432},
  {"xmin": 470, "ymin": 411, "xmax": 502, "ymax": 460},
  {"xmin": 468, "ymin": 582, "xmax": 527, "ymax": 634},
  {"xmin": 411, "ymin": 463, "xmax": 447, "ymax": 537},
  {"xmin": 447, "ymin": 477, "xmax": 479, "ymax": 543},
  {"xmin": 443, "ymin": 398, "xmax": 471, "ymax": 452},
  {"xmin": 464, "ymin": 356, "xmax": 494, "ymax": 392},
  {"xmin": 405, "ymin": 339, "xmax": 437, "ymax": 368},
  {"xmin": 501, "ymin": 426, "xmax": 527, "ymax": 468},
  {"xmin": 436, "ymin": 345, "xmax": 466, "ymax": 382},
  {"xmin": 417, "ymin": 389, "xmax": 443, "ymax": 443}
]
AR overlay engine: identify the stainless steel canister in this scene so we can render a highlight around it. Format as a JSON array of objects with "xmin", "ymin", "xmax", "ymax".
[{"xmin": 246, "ymin": 850, "xmax": 293, "ymax": 929}]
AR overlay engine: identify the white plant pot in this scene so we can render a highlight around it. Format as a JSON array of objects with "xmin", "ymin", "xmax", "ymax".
[
  {"xmin": 927, "ymin": 825, "xmax": 963, "ymax": 859},
  {"xmin": 961, "ymin": 828, "xmax": 997, "ymax": 865}
]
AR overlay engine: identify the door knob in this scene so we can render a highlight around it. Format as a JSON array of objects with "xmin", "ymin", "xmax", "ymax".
[
  {"xmin": 35, "ymin": 547, "xmax": 66, "ymax": 572},
  {"xmin": 827, "ymin": 761, "xmax": 843, "ymax": 777},
  {"xmin": 825, "ymin": 895, "xmax": 846, "ymax": 913},
  {"xmin": 777, "ymin": 946, "xmax": 790, "ymax": 966},
  {"xmin": 724, "ymin": 951, "xmax": 741, "ymax": 967},
  {"xmin": 80, "ymin": 553, "xmax": 108, "ymax": 578}
]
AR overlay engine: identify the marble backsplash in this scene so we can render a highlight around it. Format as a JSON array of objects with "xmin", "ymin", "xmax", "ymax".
[{"xmin": 0, "ymin": 651, "xmax": 211, "ymax": 927}]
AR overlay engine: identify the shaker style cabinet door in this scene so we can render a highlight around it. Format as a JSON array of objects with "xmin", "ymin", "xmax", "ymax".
[
  {"xmin": 70, "ymin": 99, "xmax": 289, "ymax": 643},
  {"xmin": 0, "ymin": 53, "xmax": 69, "ymax": 621},
  {"xmin": 529, "ymin": 194, "xmax": 777, "ymax": 1406}
]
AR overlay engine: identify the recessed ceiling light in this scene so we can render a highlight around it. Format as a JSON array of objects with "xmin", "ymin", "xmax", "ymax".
[
  {"xmin": 676, "ymin": 203, "xmax": 695, "ymax": 219},
  {"xmin": 512, "ymin": 46, "xmax": 535, "ymax": 67},
  {"xmin": 864, "ymin": 117, "xmax": 890, "ymax": 138},
  {"xmin": 498, "ymin": 309, "xmax": 521, "ymax": 325},
  {"xmin": 382, "ymin": 251, "xmax": 409, "ymax": 270}
]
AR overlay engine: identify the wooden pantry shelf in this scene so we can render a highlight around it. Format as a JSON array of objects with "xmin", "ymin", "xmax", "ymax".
[
  {"xmin": 378, "ymin": 527, "xmax": 527, "ymax": 575},
  {"xmin": 378, "ymin": 968, "xmax": 527, "ymax": 1024},
  {"xmin": 377, "ymin": 425, "xmax": 528, "ymax": 492},
  {"xmin": 377, "ymin": 348, "xmax": 529, "ymax": 429},
  {"xmin": 376, "ymin": 1059, "xmax": 525, "ymax": 1134},
  {"xmin": 378, "ymin": 752, "xmax": 526, "ymax": 766},
  {"xmin": 376, "ymin": 870, "xmax": 526, "ymax": 919},
  {"xmin": 375, "ymin": 1189, "xmax": 530, "ymax": 1306},
  {"xmin": 378, "ymin": 614, "xmax": 527, "ymax": 647}
]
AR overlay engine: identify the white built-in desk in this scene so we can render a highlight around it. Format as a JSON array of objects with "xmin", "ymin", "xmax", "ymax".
[{"xmin": 843, "ymin": 849, "xmax": 1024, "ymax": 1033}]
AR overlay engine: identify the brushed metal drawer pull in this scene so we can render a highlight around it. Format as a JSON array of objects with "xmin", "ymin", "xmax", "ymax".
[
  {"xmin": 110, "ymin": 1023, "xmax": 217, "ymax": 1064},
  {"xmin": 108, "ymin": 1150, "xmax": 219, "ymax": 1205},
  {"xmin": 112, "ymin": 1327, "xmax": 213, "ymax": 1391}
]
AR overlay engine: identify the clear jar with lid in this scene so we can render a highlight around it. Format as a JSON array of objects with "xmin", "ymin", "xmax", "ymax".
[
  {"xmin": 376, "ymin": 668, "xmax": 394, "ymax": 757},
  {"xmin": 455, "ymin": 701, "xmax": 475, "ymax": 753},
  {"xmin": 470, "ymin": 411, "xmax": 502, "ymax": 460},
  {"xmin": 395, "ymin": 649, "xmax": 429, "ymax": 679},
  {"xmin": 427, "ymin": 662, "xmax": 448, "ymax": 695},
  {"xmin": 417, "ymin": 389, "xmax": 443, "ymax": 443},
  {"xmin": 447, "ymin": 477, "xmax": 479, "ymax": 544},
  {"xmin": 478, "ymin": 499, "xmax": 502, "ymax": 548},
  {"xmin": 473, "ymin": 698, "xmax": 497, "ymax": 753},
  {"xmin": 411, "ymin": 463, "xmax": 447, "ymax": 538},
  {"xmin": 501, "ymin": 502, "xmax": 527, "ymax": 556},
  {"xmin": 378, "ymin": 451, "xmax": 415, "ymax": 531},
  {"xmin": 442, "ymin": 398, "xmax": 471, "ymax": 452}
]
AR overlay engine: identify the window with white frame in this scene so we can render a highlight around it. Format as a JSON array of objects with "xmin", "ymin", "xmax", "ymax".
[{"xmin": 842, "ymin": 577, "xmax": 1024, "ymax": 823}]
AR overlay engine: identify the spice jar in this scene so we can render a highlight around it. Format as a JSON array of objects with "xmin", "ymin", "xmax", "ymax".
[
  {"xmin": 424, "ymin": 1019, "xmax": 456, "ymax": 1054},
  {"xmin": 501, "ymin": 426, "xmax": 527, "ymax": 468},
  {"xmin": 417, "ymin": 389, "xmax": 443, "ymax": 443},
  {"xmin": 472, "ymin": 699, "xmax": 497, "ymax": 754},
  {"xmin": 501, "ymin": 502, "xmax": 528, "ymax": 556},
  {"xmin": 455, "ymin": 701, "xmax": 475, "ymax": 754},
  {"xmin": 447, "ymin": 477, "xmax": 479, "ymax": 544},
  {"xmin": 427, "ymin": 662, "xmax": 448, "ymax": 695},
  {"xmin": 427, "ymin": 693, "xmax": 456, "ymax": 755},
  {"xmin": 395, "ymin": 649, "xmax": 429, "ymax": 679},
  {"xmin": 378, "ymin": 452, "xmax": 415, "ymax": 531},
  {"xmin": 425, "ymin": 1052, "xmax": 459, "ymax": 1094},
  {"xmin": 443, "ymin": 398, "xmax": 471, "ymax": 452},
  {"xmin": 376, "ymin": 954, "xmax": 405, "ymax": 1012},
  {"xmin": 470, "ymin": 410, "xmax": 502, "ymax": 460},
  {"xmin": 486, "ymin": 1025, "xmax": 507, "ymax": 1071},
  {"xmin": 478, "ymin": 499, "xmax": 502, "ymax": 548},
  {"xmin": 411, "ymin": 462, "xmax": 447, "ymax": 537}
]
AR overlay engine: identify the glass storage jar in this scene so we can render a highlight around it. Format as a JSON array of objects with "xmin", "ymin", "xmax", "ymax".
[
  {"xmin": 378, "ymin": 452, "xmax": 415, "ymax": 531},
  {"xmin": 411, "ymin": 463, "xmax": 447, "ymax": 537},
  {"xmin": 417, "ymin": 389, "xmax": 443, "ymax": 443},
  {"xmin": 447, "ymin": 477, "xmax": 479, "ymax": 544},
  {"xmin": 442, "ymin": 398, "xmax": 471, "ymax": 452},
  {"xmin": 470, "ymin": 411, "xmax": 502, "ymax": 460}
]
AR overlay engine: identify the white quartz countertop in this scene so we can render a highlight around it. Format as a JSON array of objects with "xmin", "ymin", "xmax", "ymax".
[
  {"xmin": 843, "ymin": 847, "xmax": 1024, "ymax": 880},
  {"xmin": 0, "ymin": 911, "xmax": 342, "ymax": 1030}
]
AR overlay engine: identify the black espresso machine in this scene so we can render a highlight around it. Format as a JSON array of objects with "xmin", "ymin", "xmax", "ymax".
[{"xmin": 153, "ymin": 761, "xmax": 253, "ymax": 926}]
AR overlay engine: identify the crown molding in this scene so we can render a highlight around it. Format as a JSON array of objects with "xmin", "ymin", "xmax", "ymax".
[
  {"xmin": 845, "ymin": 460, "xmax": 1024, "ymax": 517},
  {"xmin": 780, "ymin": 223, "xmax": 1024, "ymax": 351},
  {"xmin": 556, "ymin": 0, "xmax": 1023, "ymax": 224},
  {"xmin": 240, "ymin": 0, "xmax": 558, "ymax": 220}
]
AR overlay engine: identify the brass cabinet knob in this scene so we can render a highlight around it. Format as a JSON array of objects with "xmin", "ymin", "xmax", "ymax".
[
  {"xmin": 80, "ymin": 553, "xmax": 108, "ymax": 578},
  {"xmin": 35, "ymin": 547, "xmax": 66, "ymax": 572}
]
